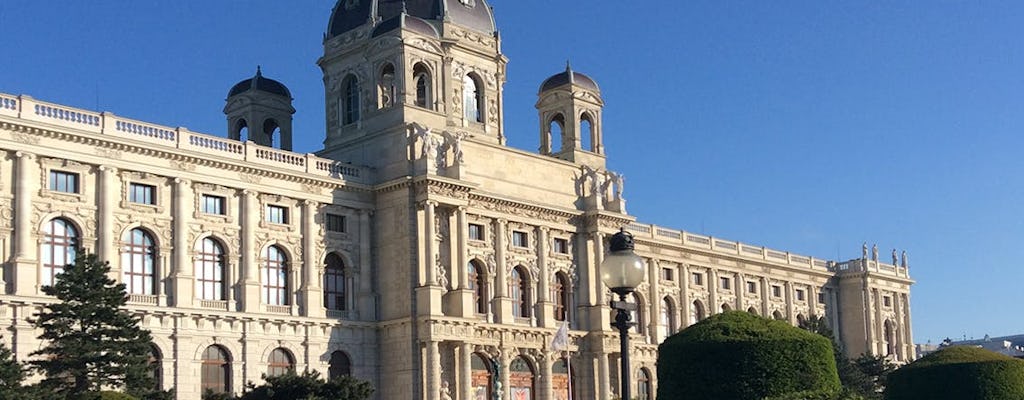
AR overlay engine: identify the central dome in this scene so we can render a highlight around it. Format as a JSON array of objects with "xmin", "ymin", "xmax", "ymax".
[{"xmin": 327, "ymin": 0, "xmax": 496, "ymax": 38}]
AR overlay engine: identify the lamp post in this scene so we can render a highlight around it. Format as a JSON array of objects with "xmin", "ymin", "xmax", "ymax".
[{"xmin": 600, "ymin": 229, "xmax": 646, "ymax": 400}]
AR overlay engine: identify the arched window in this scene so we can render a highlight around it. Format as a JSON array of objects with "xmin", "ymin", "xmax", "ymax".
[
  {"xmin": 721, "ymin": 303, "xmax": 731, "ymax": 313},
  {"xmin": 691, "ymin": 300, "xmax": 705, "ymax": 325},
  {"xmin": 510, "ymin": 266, "xmax": 531, "ymax": 318},
  {"xmin": 660, "ymin": 297, "xmax": 676, "ymax": 335},
  {"xmin": 747, "ymin": 307, "xmax": 759, "ymax": 315},
  {"xmin": 262, "ymin": 246, "xmax": 289, "ymax": 306},
  {"xmin": 797, "ymin": 314, "xmax": 806, "ymax": 326},
  {"xmin": 41, "ymin": 218, "xmax": 78, "ymax": 286},
  {"xmin": 122, "ymin": 228, "xmax": 156, "ymax": 295},
  {"xmin": 773, "ymin": 310, "xmax": 785, "ymax": 320},
  {"xmin": 342, "ymin": 75, "xmax": 360, "ymax": 125},
  {"xmin": 509, "ymin": 356, "xmax": 535, "ymax": 400},
  {"xmin": 413, "ymin": 63, "xmax": 432, "ymax": 109},
  {"xmin": 267, "ymin": 348, "xmax": 294, "ymax": 377},
  {"xmin": 378, "ymin": 64, "xmax": 395, "ymax": 109},
  {"xmin": 553, "ymin": 272, "xmax": 571, "ymax": 322},
  {"xmin": 233, "ymin": 119, "xmax": 249, "ymax": 142},
  {"xmin": 580, "ymin": 113, "xmax": 594, "ymax": 151},
  {"xmin": 548, "ymin": 114, "xmax": 565, "ymax": 153},
  {"xmin": 631, "ymin": 293, "xmax": 644, "ymax": 334},
  {"xmin": 149, "ymin": 346, "xmax": 162, "ymax": 391},
  {"xmin": 195, "ymin": 237, "xmax": 225, "ymax": 301},
  {"xmin": 468, "ymin": 261, "xmax": 487, "ymax": 315},
  {"xmin": 201, "ymin": 345, "xmax": 230, "ymax": 394},
  {"xmin": 324, "ymin": 253, "xmax": 346, "ymax": 311},
  {"xmin": 471, "ymin": 353, "xmax": 493, "ymax": 399},
  {"xmin": 638, "ymin": 368, "xmax": 653, "ymax": 400},
  {"xmin": 463, "ymin": 74, "xmax": 483, "ymax": 123},
  {"xmin": 262, "ymin": 119, "xmax": 281, "ymax": 148},
  {"xmin": 329, "ymin": 350, "xmax": 352, "ymax": 379}
]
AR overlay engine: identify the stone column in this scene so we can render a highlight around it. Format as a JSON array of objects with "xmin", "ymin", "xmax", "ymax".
[
  {"xmin": 735, "ymin": 272, "xmax": 745, "ymax": 311},
  {"xmin": 647, "ymin": 258, "xmax": 659, "ymax": 342},
  {"xmin": 540, "ymin": 353, "xmax": 553, "ymax": 400},
  {"xmin": 901, "ymin": 293, "xmax": 915, "ymax": 359},
  {"xmin": 459, "ymin": 343, "xmax": 473, "ymax": 400},
  {"xmin": 498, "ymin": 350, "xmax": 511, "ymax": 400},
  {"xmin": 493, "ymin": 219, "xmax": 513, "ymax": 323},
  {"xmin": 241, "ymin": 190, "xmax": 261, "ymax": 312},
  {"xmin": 358, "ymin": 209, "xmax": 375, "ymax": 319},
  {"xmin": 172, "ymin": 178, "xmax": 193, "ymax": 307},
  {"xmin": 680, "ymin": 263, "xmax": 691, "ymax": 326},
  {"xmin": 425, "ymin": 341, "xmax": 441, "ymax": 400},
  {"xmin": 707, "ymin": 269, "xmax": 718, "ymax": 314},
  {"xmin": 597, "ymin": 352, "xmax": 611, "ymax": 400},
  {"xmin": 454, "ymin": 207, "xmax": 475, "ymax": 317},
  {"xmin": 760, "ymin": 277, "xmax": 770, "ymax": 316},
  {"xmin": 424, "ymin": 201, "xmax": 437, "ymax": 286},
  {"xmin": 785, "ymin": 281, "xmax": 795, "ymax": 324},
  {"xmin": 13, "ymin": 152, "xmax": 37, "ymax": 295},
  {"xmin": 97, "ymin": 165, "xmax": 118, "ymax": 263},
  {"xmin": 537, "ymin": 227, "xmax": 553, "ymax": 328},
  {"xmin": 301, "ymin": 200, "xmax": 323, "ymax": 317},
  {"xmin": 873, "ymin": 289, "xmax": 884, "ymax": 356},
  {"xmin": 809, "ymin": 284, "xmax": 819, "ymax": 318},
  {"xmin": 830, "ymin": 289, "xmax": 841, "ymax": 342}
]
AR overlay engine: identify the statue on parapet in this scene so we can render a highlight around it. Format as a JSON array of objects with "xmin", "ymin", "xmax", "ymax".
[
  {"xmin": 862, "ymin": 242, "xmax": 868, "ymax": 260},
  {"xmin": 901, "ymin": 250, "xmax": 908, "ymax": 268},
  {"xmin": 871, "ymin": 244, "xmax": 878, "ymax": 261},
  {"xmin": 891, "ymin": 248, "xmax": 898, "ymax": 266}
]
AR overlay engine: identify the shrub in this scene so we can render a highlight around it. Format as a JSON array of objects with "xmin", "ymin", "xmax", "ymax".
[
  {"xmin": 657, "ymin": 311, "xmax": 840, "ymax": 400},
  {"xmin": 885, "ymin": 346, "xmax": 1024, "ymax": 400}
]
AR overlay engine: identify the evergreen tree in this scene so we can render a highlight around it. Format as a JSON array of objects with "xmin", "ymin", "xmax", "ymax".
[
  {"xmin": 30, "ymin": 252, "xmax": 156, "ymax": 398},
  {"xmin": 0, "ymin": 338, "xmax": 25, "ymax": 398},
  {"xmin": 799, "ymin": 316, "xmax": 884, "ymax": 399}
]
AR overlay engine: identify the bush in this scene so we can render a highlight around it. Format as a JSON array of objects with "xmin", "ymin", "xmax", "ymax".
[
  {"xmin": 657, "ymin": 311, "xmax": 840, "ymax": 400},
  {"xmin": 885, "ymin": 346, "xmax": 1024, "ymax": 400}
]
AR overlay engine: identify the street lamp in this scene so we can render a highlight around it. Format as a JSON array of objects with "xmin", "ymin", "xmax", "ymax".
[{"xmin": 600, "ymin": 229, "xmax": 646, "ymax": 400}]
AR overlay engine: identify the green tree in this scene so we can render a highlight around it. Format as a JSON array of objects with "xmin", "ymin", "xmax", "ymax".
[
  {"xmin": 0, "ymin": 339, "xmax": 25, "ymax": 398},
  {"xmin": 29, "ymin": 252, "xmax": 159, "ymax": 399},
  {"xmin": 799, "ymin": 316, "xmax": 889, "ymax": 399},
  {"xmin": 238, "ymin": 370, "xmax": 373, "ymax": 400}
]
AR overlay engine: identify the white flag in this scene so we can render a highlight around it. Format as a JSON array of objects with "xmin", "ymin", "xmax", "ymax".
[{"xmin": 551, "ymin": 320, "xmax": 570, "ymax": 351}]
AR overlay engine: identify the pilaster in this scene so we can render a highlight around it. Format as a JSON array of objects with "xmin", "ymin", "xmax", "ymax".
[
  {"xmin": 13, "ymin": 151, "xmax": 37, "ymax": 296},
  {"xmin": 453, "ymin": 207, "xmax": 475, "ymax": 317},
  {"xmin": 171, "ymin": 178, "xmax": 194, "ymax": 307},
  {"xmin": 97, "ymin": 165, "xmax": 118, "ymax": 263},
  {"xmin": 241, "ymin": 189, "xmax": 260, "ymax": 312},
  {"xmin": 302, "ymin": 200, "xmax": 323, "ymax": 317},
  {"xmin": 493, "ymin": 218, "xmax": 513, "ymax": 324},
  {"xmin": 536, "ymin": 226, "xmax": 554, "ymax": 328},
  {"xmin": 358, "ymin": 209, "xmax": 376, "ymax": 319}
]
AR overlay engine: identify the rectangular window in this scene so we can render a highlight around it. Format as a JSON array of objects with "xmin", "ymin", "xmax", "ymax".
[
  {"xmin": 818, "ymin": 292, "xmax": 827, "ymax": 304},
  {"xmin": 129, "ymin": 183, "xmax": 156, "ymax": 205},
  {"xmin": 796, "ymin": 289, "xmax": 806, "ymax": 301},
  {"xmin": 772, "ymin": 285, "xmax": 782, "ymax": 297},
  {"xmin": 266, "ymin": 205, "xmax": 288, "ymax": 224},
  {"xmin": 883, "ymin": 296, "xmax": 892, "ymax": 307},
  {"xmin": 49, "ymin": 170, "xmax": 79, "ymax": 193},
  {"xmin": 661, "ymin": 267, "xmax": 674, "ymax": 281},
  {"xmin": 200, "ymin": 194, "xmax": 226, "ymax": 215},
  {"xmin": 692, "ymin": 272, "xmax": 704, "ymax": 286},
  {"xmin": 553, "ymin": 238, "xmax": 569, "ymax": 254},
  {"xmin": 746, "ymin": 281, "xmax": 757, "ymax": 294},
  {"xmin": 720, "ymin": 277, "xmax": 731, "ymax": 290},
  {"xmin": 468, "ymin": 223, "xmax": 485, "ymax": 241},
  {"xmin": 512, "ymin": 231, "xmax": 529, "ymax": 248},
  {"xmin": 326, "ymin": 214, "xmax": 346, "ymax": 233}
]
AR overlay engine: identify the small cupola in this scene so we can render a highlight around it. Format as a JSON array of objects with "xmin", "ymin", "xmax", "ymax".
[
  {"xmin": 224, "ymin": 67, "xmax": 296, "ymax": 150},
  {"xmin": 536, "ymin": 62, "xmax": 605, "ymax": 166}
]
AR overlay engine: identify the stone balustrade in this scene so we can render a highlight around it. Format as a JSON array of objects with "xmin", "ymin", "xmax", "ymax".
[
  {"xmin": 626, "ymin": 221, "xmax": 911, "ymax": 279},
  {"xmin": 0, "ymin": 93, "xmax": 368, "ymax": 183}
]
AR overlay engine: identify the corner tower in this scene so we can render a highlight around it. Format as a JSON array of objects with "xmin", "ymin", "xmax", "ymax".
[
  {"xmin": 536, "ymin": 63, "xmax": 605, "ymax": 168},
  {"xmin": 224, "ymin": 67, "xmax": 295, "ymax": 150},
  {"xmin": 318, "ymin": 0, "xmax": 507, "ymax": 170}
]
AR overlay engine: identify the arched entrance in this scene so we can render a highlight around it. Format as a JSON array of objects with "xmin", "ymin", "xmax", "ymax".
[
  {"xmin": 471, "ymin": 353, "xmax": 493, "ymax": 400},
  {"xmin": 509, "ymin": 356, "xmax": 535, "ymax": 400},
  {"xmin": 551, "ymin": 358, "xmax": 576, "ymax": 400}
]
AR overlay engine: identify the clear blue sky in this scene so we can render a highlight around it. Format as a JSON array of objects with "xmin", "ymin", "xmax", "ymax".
[{"xmin": 2, "ymin": 1, "xmax": 1022, "ymax": 345}]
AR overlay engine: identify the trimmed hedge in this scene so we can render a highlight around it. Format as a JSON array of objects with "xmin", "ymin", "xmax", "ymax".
[
  {"xmin": 885, "ymin": 346, "xmax": 1024, "ymax": 400},
  {"xmin": 657, "ymin": 311, "xmax": 840, "ymax": 400}
]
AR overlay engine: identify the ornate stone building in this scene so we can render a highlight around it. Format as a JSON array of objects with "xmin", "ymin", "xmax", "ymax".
[{"xmin": 0, "ymin": 1, "xmax": 915, "ymax": 399}]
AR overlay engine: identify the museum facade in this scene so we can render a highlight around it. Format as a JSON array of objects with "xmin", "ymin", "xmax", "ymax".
[{"xmin": 0, "ymin": 1, "xmax": 914, "ymax": 399}]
